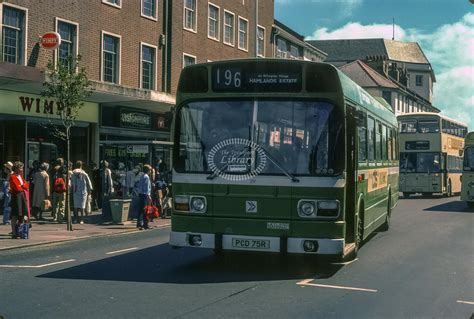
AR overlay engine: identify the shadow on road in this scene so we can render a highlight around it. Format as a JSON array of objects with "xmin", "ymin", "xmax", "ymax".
[
  {"xmin": 38, "ymin": 245, "xmax": 342, "ymax": 284},
  {"xmin": 423, "ymin": 200, "xmax": 473, "ymax": 213}
]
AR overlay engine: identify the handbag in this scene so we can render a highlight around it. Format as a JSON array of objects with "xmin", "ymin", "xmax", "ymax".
[
  {"xmin": 144, "ymin": 204, "xmax": 159, "ymax": 220},
  {"xmin": 42, "ymin": 199, "xmax": 52, "ymax": 211},
  {"xmin": 19, "ymin": 221, "xmax": 29, "ymax": 239}
]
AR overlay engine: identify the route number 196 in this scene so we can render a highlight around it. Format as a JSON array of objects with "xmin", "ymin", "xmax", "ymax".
[{"xmin": 215, "ymin": 68, "xmax": 241, "ymax": 88}]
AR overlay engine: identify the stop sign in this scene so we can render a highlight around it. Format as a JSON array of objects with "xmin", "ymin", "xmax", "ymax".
[{"xmin": 40, "ymin": 32, "xmax": 61, "ymax": 50}]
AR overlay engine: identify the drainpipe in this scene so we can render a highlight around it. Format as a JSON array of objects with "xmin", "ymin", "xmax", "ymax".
[
  {"xmin": 162, "ymin": 0, "xmax": 171, "ymax": 93},
  {"xmin": 255, "ymin": 0, "xmax": 259, "ymax": 57}
]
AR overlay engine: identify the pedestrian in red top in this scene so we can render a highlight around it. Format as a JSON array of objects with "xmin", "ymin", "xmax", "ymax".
[{"xmin": 9, "ymin": 161, "xmax": 29, "ymax": 239}]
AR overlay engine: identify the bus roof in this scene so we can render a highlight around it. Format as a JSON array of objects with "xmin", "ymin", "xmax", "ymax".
[
  {"xmin": 178, "ymin": 59, "xmax": 397, "ymax": 126},
  {"xmin": 397, "ymin": 112, "xmax": 468, "ymax": 128},
  {"xmin": 336, "ymin": 70, "xmax": 397, "ymax": 126}
]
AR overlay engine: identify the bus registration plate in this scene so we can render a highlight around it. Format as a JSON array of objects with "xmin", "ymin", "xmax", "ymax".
[{"xmin": 232, "ymin": 238, "xmax": 270, "ymax": 250}]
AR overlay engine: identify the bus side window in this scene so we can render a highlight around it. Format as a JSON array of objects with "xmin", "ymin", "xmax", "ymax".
[
  {"xmin": 375, "ymin": 121, "xmax": 382, "ymax": 162},
  {"xmin": 357, "ymin": 111, "xmax": 367, "ymax": 164},
  {"xmin": 382, "ymin": 124, "xmax": 388, "ymax": 161},
  {"xmin": 367, "ymin": 116, "xmax": 375, "ymax": 163}
]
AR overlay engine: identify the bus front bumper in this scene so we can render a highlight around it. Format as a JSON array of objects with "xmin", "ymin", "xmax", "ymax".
[{"xmin": 169, "ymin": 231, "xmax": 344, "ymax": 255}]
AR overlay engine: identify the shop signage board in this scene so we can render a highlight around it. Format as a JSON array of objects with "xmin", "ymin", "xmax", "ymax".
[
  {"xmin": 40, "ymin": 32, "xmax": 62, "ymax": 50},
  {"xmin": 120, "ymin": 108, "xmax": 151, "ymax": 129},
  {"xmin": 0, "ymin": 90, "xmax": 99, "ymax": 123}
]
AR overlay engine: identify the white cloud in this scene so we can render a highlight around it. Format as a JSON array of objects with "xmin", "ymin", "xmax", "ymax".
[
  {"xmin": 276, "ymin": 0, "xmax": 362, "ymax": 19},
  {"xmin": 308, "ymin": 13, "xmax": 474, "ymax": 129}
]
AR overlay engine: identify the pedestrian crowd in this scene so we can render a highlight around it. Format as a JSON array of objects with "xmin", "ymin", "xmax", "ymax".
[{"xmin": 0, "ymin": 157, "xmax": 172, "ymax": 239}]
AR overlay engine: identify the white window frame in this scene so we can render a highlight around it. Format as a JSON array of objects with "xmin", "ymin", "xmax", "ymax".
[
  {"xmin": 183, "ymin": 53, "xmax": 196, "ymax": 68},
  {"xmin": 207, "ymin": 3, "xmax": 220, "ymax": 41},
  {"xmin": 223, "ymin": 10, "xmax": 235, "ymax": 47},
  {"xmin": 102, "ymin": 0, "xmax": 121, "ymax": 9},
  {"xmin": 237, "ymin": 16, "xmax": 248, "ymax": 52},
  {"xmin": 54, "ymin": 17, "xmax": 79, "ymax": 67},
  {"xmin": 141, "ymin": 0, "xmax": 158, "ymax": 21},
  {"xmin": 256, "ymin": 25, "xmax": 265, "ymax": 57},
  {"xmin": 183, "ymin": 0, "xmax": 197, "ymax": 33},
  {"xmin": 140, "ymin": 42, "xmax": 158, "ymax": 90},
  {"xmin": 0, "ymin": 3, "xmax": 28, "ymax": 66},
  {"xmin": 101, "ymin": 30, "xmax": 122, "ymax": 84},
  {"xmin": 276, "ymin": 38, "xmax": 287, "ymax": 58},
  {"xmin": 289, "ymin": 44, "xmax": 299, "ymax": 59}
]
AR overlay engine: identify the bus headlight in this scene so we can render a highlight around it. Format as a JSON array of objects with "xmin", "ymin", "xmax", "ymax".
[
  {"xmin": 298, "ymin": 200, "xmax": 317, "ymax": 217},
  {"xmin": 190, "ymin": 196, "xmax": 207, "ymax": 213},
  {"xmin": 317, "ymin": 200, "xmax": 340, "ymax": 218}
]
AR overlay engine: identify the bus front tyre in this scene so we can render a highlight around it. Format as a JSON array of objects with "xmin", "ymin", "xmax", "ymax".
[{"xmin": 380, "ymin": 196, "xmax": 391, "ymax": 232}]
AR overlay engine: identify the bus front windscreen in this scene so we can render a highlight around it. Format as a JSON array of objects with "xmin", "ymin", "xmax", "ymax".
[
  {"xmin": 464, "ymin": 147, "xmax": 474, "ymax": 171},
  {"xmin": 174, "ymin": 100, "xmax": 344, "ymax": 176},
  {"xmin": 400, "ymin": 152, "xmax": 442, "ymax": 173}
]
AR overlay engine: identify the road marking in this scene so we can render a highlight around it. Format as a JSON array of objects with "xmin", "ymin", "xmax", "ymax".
[
  {"xmin": 106, "ymin": 247, "xmax": 138, "ymax": 255},
  {"xmin": 297, "ymin": 278, "xmax": 378, "ymax": 293},
  {"xmin": 156, "ymin": 223, "xmax": 171, "ymax": 228},
  {"xmin": 456, "ymin": 300, "xmax": 474, "ymax": 305},
  {"xmin": 0, "ymin": 259, "xmax": 76, "ymax": 268}
]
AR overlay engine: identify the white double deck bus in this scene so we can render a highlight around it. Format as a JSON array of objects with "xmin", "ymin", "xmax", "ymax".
[{"xmin": 398, "ymin": 113, "xmax": 467, "ymax": 197}]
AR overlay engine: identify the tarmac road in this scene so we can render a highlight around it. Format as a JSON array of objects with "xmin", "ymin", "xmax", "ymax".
[{"xmin": 0, "ymin": 195, "xmax": 472, "ymax": 319}]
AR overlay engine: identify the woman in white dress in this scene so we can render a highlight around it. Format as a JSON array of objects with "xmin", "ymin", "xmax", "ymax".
[{"xmin": 71, "ymin": 160, "xmax": 93, "ymax": 224}]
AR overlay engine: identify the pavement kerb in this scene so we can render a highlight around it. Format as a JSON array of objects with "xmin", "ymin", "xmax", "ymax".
[{"xmin": 0, "ymin": 223, "xmax": 171, "ymax": 252}]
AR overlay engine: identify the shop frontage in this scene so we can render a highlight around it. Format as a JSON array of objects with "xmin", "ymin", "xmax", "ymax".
[
  {"xmin": 0, "ymin": 89, "xmax": 99, "ymax": 176},
  {"xmin": 99, "ymin": 104, "xmax": 173, "ymax": 197}
]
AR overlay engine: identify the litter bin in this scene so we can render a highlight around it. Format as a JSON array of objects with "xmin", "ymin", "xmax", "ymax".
[{"xmin": 110, "ymin": 199, "xmax": 132, "ymax": 224}]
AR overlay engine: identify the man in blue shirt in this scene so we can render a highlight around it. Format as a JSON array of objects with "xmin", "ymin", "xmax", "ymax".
[{"xmin": 137, "ymin": 164, "xmax": 152, "ymax": 230}]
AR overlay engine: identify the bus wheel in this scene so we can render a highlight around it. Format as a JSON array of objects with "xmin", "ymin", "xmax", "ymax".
[
  {"xmin": 445, "ymin": 180, "xmax": 452, "ymax": 197},
  {"xmin": 380, "ymin": 195, "xmax": 391, "ymax": 231},
  {"xmin": 403, "ymin": 192, "xmax": 411, "ymax": 198}
]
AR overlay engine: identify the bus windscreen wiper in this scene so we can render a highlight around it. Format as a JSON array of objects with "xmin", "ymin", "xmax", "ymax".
[{"xmin": 255, "ymin": 143, "xmax": 300, "ymax": 183}]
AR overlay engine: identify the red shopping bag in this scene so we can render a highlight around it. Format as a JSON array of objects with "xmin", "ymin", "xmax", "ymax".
[{"xmin": 144, "ymin": 204, "xmax": 160, "ymax": 220}]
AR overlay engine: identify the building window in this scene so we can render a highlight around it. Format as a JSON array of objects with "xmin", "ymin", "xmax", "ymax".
[
  {"xmin": 102, "ymin": 33, "xmax": 120, "ymax": 84},
  {"xmin": 223, "ymin": 11, "xmax": 234, "ymax": 46},
  {"xmin": 238, "ymin": 17, "xmax": 248, "ymax": 51},
  {"xmin": 276, "ymin": 38, "xmax": 287, "ymax": 58},
  {"xmin": 142, "ymin": 0, "xmax": 157, "ymax": 19},
  {"xmin": 102, "ymin": 0, "xmax": 121, "ymax": 8},
  {"xmin": 416, "ymin": 75, "xmax": 423, "ymax": 86},
  {"xmin": 208, "ymin": 3, "xmax": 219, "ymax": 40},
  {"xmin": 257, "ymin": 25, "xmax": 265, "ymax": 57},
  {"xmin": 57, "ymin": 20, "xmax": 77, "ymax": 67},
  {"xmin": 141, "ymin": 44, "xmax": 156, "ymax": 90},
  {"xmin": 183, "ymin": 53, "xmax": 196, "ymax": 68},
  {"xmin": 184, "ymin": 0, "xmax": 197, "ymax": 32},
  {"xmin": 289, "ymin": 45, "xmax": 299, "ymax": 59},
  {"xmin": 382, "ymin": 91, "xmax": 391, "ymax": 105},
  {"xmin": 2, "ymin": 5, "xmax": 26, "ymax": 65}
]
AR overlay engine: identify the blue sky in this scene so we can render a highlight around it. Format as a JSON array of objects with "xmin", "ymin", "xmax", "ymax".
[{"xmin": 275, "ymin": 0, "xmax": 474, "ymax": 130}]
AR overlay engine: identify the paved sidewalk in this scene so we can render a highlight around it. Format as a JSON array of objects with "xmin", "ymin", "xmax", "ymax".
[{"xmin": 0, "ymin": 211, "xmax": 171, "ymax": 251}]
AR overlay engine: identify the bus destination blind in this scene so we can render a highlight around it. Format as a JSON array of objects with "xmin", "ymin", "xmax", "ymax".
[{"xmin": 212, "ymin": 64, "xmax": 302, "ymax": 93}]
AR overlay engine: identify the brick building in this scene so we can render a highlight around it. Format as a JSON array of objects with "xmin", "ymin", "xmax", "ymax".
[{"xmin": 0, "ymin": 0, "xmax": 275, "ymax": 179}]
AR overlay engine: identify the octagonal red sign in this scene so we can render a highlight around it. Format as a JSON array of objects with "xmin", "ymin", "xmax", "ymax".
[{"xmin": 40, "ymin": 32, "xmax": 61, "ymax": 50}]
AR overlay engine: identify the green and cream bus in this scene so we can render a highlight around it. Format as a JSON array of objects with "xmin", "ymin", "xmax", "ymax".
[
  {"xmin": 169, "ymin": 59, "xmax": 399, "ymax": 260},
  {"xmin": 461, "ymin": 131, "xmax": 474, "ymax": 209},
  {"xmin": 398, "ymin": 113, "xmax": 467, "ymax": 197}
]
